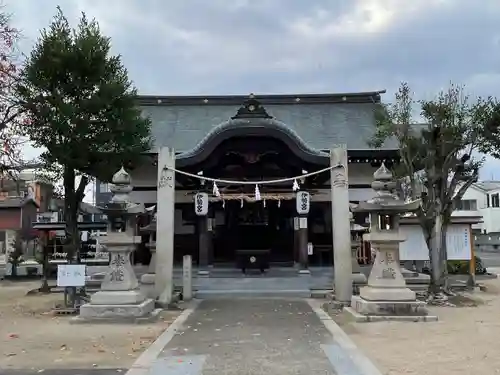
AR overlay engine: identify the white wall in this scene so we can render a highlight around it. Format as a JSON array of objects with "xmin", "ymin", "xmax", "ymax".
[
  {"xmin": 452, "ymin": 185, "xmax": 483, "ymax": 231},
  {"xmin": 478, "ymin": 187, "xmax": 500, "ymax": 233}
]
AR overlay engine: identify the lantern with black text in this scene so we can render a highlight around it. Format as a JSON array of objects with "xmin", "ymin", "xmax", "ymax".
[
  {"xmin": 296, "ymin": 191, "xmax": 310, "ymax": 215},
  {"xmin": 194, "ymin": 192, "xmax": 209, "ymax": 216}
]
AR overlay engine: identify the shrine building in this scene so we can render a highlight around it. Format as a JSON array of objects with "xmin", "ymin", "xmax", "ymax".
[{"xmin": 95, "ymin": 91, "xmax": 400, "ymax": 270}]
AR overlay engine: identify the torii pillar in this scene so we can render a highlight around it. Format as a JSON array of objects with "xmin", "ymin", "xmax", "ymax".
[
  {"xmin": 155, "ymin": 147, "xmax": 176, "ymax": 306},
  {"xmin": 330, "ymin": 146, "xmax": 353, "ymax": 304}
]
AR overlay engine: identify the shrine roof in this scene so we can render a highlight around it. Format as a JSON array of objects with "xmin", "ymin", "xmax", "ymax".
[{"xmin": 138, "ymin": 91, "xmax": 399, "ymax": 152}]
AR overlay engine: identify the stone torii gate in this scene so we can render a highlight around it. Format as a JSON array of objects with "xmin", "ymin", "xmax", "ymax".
[{"xmin": 153, "ymin": 146, "xmax": 353, "ymax": 305}]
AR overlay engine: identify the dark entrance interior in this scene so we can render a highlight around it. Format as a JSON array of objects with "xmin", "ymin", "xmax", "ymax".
[{"xmin": 213, "ymin": 200, "xmax": 294, "ymax": 266}]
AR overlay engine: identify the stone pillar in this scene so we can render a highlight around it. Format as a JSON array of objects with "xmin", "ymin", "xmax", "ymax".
[
  {"xmin": 298, "ymin": 216, "xmax": 309, "ymax": 274},
  {"xmin": 155, "ymin": 147, "xmax": 176, "ymax": 306},
  {"xmin": 182, "ymin": 255, "xmax": 193, "ymax": 301},
  {"xmin": 330, "ymin": 146, "xmax": 353, "ymax": 304}
]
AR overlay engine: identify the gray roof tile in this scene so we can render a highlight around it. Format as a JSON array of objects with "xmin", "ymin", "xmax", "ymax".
[{"xmin": 143, "ymin": 102, "xmax": 397, "ymax": 152}]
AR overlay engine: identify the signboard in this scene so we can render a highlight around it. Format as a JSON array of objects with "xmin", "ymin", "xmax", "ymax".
[
  {"xmin": 194, "ymin": 193, "xmax": 209, "ymax": 216},
  {"xmin": 296, "ymin": 191, "xmax": 310, "ymax": 215},
  {"xmin": 57, "ymin": 264, "xmax": 86, "ymax": 287},
  {"xmin": 446, "ymin": 225, "xmax": 471, "ymax": 260},
  {"xmin": 399, "ymin": 224, "xmax": 472, "ymax": 261}
]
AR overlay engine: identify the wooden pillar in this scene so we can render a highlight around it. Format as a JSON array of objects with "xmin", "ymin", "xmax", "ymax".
[
  {"xmin": 298, "ymin": 216, "xmax": 309, "ymax": 271},
  {"xmin": 207, "ymin": 216, "xmax": 214, "ymax": 265},
  {"xmin": 155, "ymin": 147, "xmax": 175, "ymax": 306},
  {"xmin": 331, "ymin": 146, "xmax": 353, "ymax": 304},
  {"xmin": 293, "ymin": 217, "xmax": 300, "ymax": 264},
  {"xmin": 198, "ymin": 216, "xmax": 209, "ymax": 269}
]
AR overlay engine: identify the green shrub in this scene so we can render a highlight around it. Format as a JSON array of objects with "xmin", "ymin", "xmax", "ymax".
[{"xmin": 447, "ymin": 256, "xmax": 486, "ymax": 275}]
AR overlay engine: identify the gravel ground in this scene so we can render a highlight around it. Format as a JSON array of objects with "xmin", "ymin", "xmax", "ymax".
[
  {"xmin": 0, "ymin": 280, "xmax": 181, "ymax": 372},
  {"xmin": 328, "ymin": 278, "xmax": 500, "ymax": 375}
]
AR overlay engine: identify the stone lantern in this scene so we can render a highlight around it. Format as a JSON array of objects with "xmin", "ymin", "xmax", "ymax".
[
  {"xmin": 77, "ymin": 167, "xmax": 159, "ymax": 322},
  {"xmin": 347, "ymin": 163, "xmax": 435, "ymax": 321}
]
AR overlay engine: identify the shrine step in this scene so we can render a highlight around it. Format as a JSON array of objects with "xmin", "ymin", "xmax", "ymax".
[{"xmin": 195, "ymin": 289, "xmax": 311, "ymax": 299}]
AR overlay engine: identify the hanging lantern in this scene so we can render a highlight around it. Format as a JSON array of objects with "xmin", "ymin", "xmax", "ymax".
[
  {"xmin": 296, "ymin": 191, "xmax": 310, "ymax": 215},
  {"xmin": 194, "ymin": 192, "xmax": 209, "ymax": 216}
]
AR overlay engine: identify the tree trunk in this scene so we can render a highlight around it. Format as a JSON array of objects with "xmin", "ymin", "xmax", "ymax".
[
  {"xmin": 63, "ymin": 166, "xmax": 79, "ymax": 264},
  {"xmin": 426, "ymin": 215, "xmax": 451, "ymax": 300}
]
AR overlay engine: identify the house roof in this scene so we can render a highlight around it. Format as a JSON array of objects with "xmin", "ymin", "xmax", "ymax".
[
  {"xmin": 139, "ymin": 91, "xmax": 399, "ymax": 153},
  {"xmin": 474, "ymin": 181, "xmax": 500, "ymax": 192},
  {"xmin": 0, "ymin": 197, "xmax": 39, "ymax": 209}
]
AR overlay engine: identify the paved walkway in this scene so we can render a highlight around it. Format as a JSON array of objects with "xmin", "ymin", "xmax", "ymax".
[{"xmin": 139, "ymin": 299, "xmax": 374, "ymax": 375}]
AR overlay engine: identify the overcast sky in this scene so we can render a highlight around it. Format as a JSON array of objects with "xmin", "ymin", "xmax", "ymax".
[{"xmin": 7, "ymin": 0, "xmax": 500, "ymax": 179}]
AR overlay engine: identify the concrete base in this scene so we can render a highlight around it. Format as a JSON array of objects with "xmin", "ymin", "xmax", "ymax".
[
  {"xmin": 360, "ymin": 285, "xmax": 416, "ymax": 301},
  {"xmin": 74, "ymin": 307, "xmax": 162, "ymax": 324},
  {"xmin": 347, "ymin": 295, "xmax": 436, "ymax": 322},
  {"xmin": 90, "ymin": 289, "xmax": 147, "ymax": 305},
  {"xmin": 298, "ymin": 269, "xmax": 311, "ymax": 275},
  {"xmin": 78, "ymin": 298, "xmax": 157, "ymax": 322},
  {"xmin": 344, "ymin": 306, "xmax": 438, "ymax": 322}
]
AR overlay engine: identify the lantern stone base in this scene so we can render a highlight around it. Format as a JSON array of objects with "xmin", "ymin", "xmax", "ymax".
[
  {"xmin": 75, "ymin": 290, "xmax": 159, "ymax": 323},
  {"xmin": 360, "ymin": 285, "xmax": 416, "ymax": 301},
  {"xmin": 140, "ymin": 273, "xmax": 157, "ymax": 299},
  {"xmin": 345, "ymin": 295, "xmax": 437, "ymax": 322}
]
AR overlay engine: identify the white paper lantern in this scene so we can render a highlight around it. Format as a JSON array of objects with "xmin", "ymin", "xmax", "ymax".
[
  {"xmin": 194, "ymin": 192, "xmax": 209, "ymax": 216},
  {"xmin": 296, "ymin": 191, "xmax": 310, "ymax": 215}
]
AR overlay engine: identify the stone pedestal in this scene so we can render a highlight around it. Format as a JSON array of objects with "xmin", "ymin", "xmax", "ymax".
[
  {"xmin": 351, "ymin": 245, "xmax": 367, "ymax": 294},
  {"xmin": 182, "ymin": 255, "xmax": 193, "ymax": 301},
  {"xmin": 76, "ymin": 233, "xmax": 159, "ymax": 323},
  {"xmin": 400, "ymin": 262, "xmax": 431, "ymax": 297},
  {"xmin": 346, "ymin": 236, "xmax": 435, "ymax": 322},
  {"xmin": 140, "ymin": 241, "xmax": 157, "ymax": 298}
]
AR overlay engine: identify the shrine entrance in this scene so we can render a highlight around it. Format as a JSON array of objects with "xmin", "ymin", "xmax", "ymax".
[
  {"xmin": 213, "ymin": 199, "xmax": 295, "ymax": 267},
  {"xmin": 174, "ymin": 96, "xmax": 330, "ymax": 271}
]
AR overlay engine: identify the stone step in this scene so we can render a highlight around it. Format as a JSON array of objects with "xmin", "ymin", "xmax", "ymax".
[{"xmin": 195, "ymin": 289, "xmax": 311, "ymax": 299}]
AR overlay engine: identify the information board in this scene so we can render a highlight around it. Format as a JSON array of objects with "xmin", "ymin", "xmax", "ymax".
[
  {"xmin": 446, "ymin": 225, "xmax": 472, "ymax": 260},
  {"xmin": 399, "ymin": 224, "xmax": 472, "ymax": 261},
  {"xmin": 57, "ymin": 264, "xmax": 86, "ymax": 287}
]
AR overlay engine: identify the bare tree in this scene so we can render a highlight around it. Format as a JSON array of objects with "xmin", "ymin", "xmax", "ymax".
[{"xmin": 371, "ymin": 83, "xmax": 490, "ymax": 298}]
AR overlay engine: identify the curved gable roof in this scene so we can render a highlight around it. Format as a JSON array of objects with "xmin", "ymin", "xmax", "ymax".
[{"xmin": 176, "ymin": 97, "xmax": 329, "ymax": 167}]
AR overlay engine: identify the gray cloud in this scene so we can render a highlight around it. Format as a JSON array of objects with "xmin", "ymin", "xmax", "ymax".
[{"xmin": 7, "ymin": 0, "xmax": 500, "ymax": 177}]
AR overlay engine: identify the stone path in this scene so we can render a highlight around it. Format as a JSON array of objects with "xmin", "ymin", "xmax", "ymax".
[
  {"xmin": 0, "ymin": 370, "xmax": 126, "ymax": 375},
  {"xmin": 149, "ymin": 299, "xmax": 358, "ymax": 375}
]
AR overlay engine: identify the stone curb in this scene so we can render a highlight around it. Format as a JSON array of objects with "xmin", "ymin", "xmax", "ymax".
[
  {"xmin": 125, "ymin": 299, "xmax": 200, "ymax": 375},
  {"xmin": 307, "ymin": 299, "xmax": 384, "ymax": 375}
]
